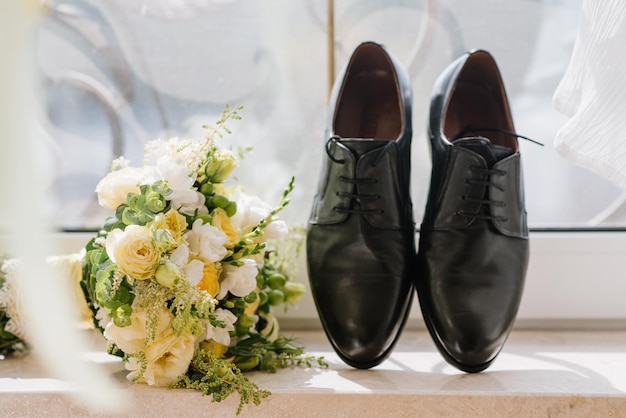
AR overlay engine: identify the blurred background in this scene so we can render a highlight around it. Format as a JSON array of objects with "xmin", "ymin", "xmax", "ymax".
[{"xmin": 35, "ymin": 0, "xmax": 624, "ymax": 230}]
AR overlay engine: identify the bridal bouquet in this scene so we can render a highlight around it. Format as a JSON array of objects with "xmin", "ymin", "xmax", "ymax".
[
  {"xmin": 0, "ymin": 255, "xmax": 27, "ymax": 355},
  {"xmin": 80, "ymin": 105, "xmax": 324, "ymax": 412}
]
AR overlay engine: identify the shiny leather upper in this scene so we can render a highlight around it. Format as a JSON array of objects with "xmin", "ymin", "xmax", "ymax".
[
  {"xmin": 307, "ymin": 42, "xmax": 415, "ymax": 369},
  {"xmin": 418, "ymin": 50, "xmax": 529, "ymax": 372}
]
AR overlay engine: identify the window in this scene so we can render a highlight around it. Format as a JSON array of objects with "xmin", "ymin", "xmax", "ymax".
[{"xmin": 35, "ymin": 0, "xmax": 626, "ymax": 325}]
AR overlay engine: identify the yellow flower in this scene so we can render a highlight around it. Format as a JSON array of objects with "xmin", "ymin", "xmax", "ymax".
[
  {"xmin": 259, "ymin": 312, "xmax": 279, "ymax": 342},
  {"xmin": 213, "ymin": 183, "xmax": 229, "ymax": 197},
  {"xmin": 106, "ymin": 225, "xmax": 159, "ymax": 280},
  {"xmin": 211, "ymin": 207, "xmax": 239, "ymax": 245},
  {"xmin": 150, "ymin": 209, "xmax": 187, "ymax": 244},
  {"xmin": 201, "ymin": 340, "xmax": 228, "ymax": 358},
  {"xmin": 196, "ymin": 261, "xmax": 220, "ymax": 296}
]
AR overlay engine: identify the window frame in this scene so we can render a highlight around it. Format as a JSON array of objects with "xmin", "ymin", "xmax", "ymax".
[{"xmin": 41, "ymin": 230, "xmax": 626, "ymax": 329}]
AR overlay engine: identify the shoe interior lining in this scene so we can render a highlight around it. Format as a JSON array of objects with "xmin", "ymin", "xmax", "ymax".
[
  {"xmin": 334, "ymin": 49, "xmax": 402, "ymax": 140},
  {"xmin": 444, "ymin": 53, "xmax": 517, "ymax": 151}
]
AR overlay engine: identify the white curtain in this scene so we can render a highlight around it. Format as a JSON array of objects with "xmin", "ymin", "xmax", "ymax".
[{"xmin": 554, "ymin": 0, "xmax": 626, "ymax": 190}]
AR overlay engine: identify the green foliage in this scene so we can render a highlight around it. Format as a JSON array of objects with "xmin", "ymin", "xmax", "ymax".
[
  {"xmin": 228, "ymin": 333, "xmax": 328, "ymax": 373},
  {"xmin": 172, "ymin": 349, "xmax": 270, "ymax": 416},
  {"xmin": 81, "ymin": 239, "xmax": 135, "ymax": 329}
]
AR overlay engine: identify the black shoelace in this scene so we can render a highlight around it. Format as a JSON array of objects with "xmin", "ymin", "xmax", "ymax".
[
  {"xmin": 325, "ymin": 135, "xmax": 390, "ymax": 215},
  {"xmin": 453, "ymin": 126, "xmax": 544, "ymax": 146},
  {"xmin": 457, "ymin": 165, "xmax": 508, "ymax": 222},
  {"xmin": 454, "ymin": 126, "xmax": 542, "ymax": 222}
]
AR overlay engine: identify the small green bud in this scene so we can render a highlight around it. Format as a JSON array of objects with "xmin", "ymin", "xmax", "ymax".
[
  {"xmin": 267, "ymin": 273, "xmax": 287, "ymax": 290},
  {"xmin": 268, "ymin": 289, "xmax": 285, "ymax": 306},
  {"xmin": 225, "ymin": 201, "xmax": 237, "ymax": 217},
  {"xmin": 196, "ymin": 213, "xmax": 212, "ymax": 224},
  {"xmin": 234, "ymin": 355, "xmax": 260, "ymax": 371},
  {"xmin": 256, "ymin": 274, "xmax": 266, "ymax": 289},
  {"xmin": 244, "ymin": 291, "xmax": 258, "ymax": 304},
  {"xmin": 199, "ymin": 183, "xmax": 214, "ymax": 196},
  {"xmin": 154, "ymin": 261, "xmax": 182, "ymax": 289},
  {"xmin": 237, "ymin": 313, "xmax": 254, "ymax": 329},
  {"xmin": 211, "ymin": 194, "xmax": 230, "ymax": 209}
]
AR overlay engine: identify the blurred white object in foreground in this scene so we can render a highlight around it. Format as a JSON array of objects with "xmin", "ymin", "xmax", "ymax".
[{"xmin": 0, "ymin": 0, "xmax": 126, "ymax": 411}]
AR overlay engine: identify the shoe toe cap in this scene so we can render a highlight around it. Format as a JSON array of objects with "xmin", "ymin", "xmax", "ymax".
[{"xmin": 313, "ymin": 273, "xmax": 413, "ymax": 369}]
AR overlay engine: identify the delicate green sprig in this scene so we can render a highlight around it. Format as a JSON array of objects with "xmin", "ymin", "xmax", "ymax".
[
  {"xmin": 228, "ymin": 334, "xmax": 328, "ymax": 373},
  {"xmin": 226, "ymin": 177, "xmax": 295, "ymax": 263},
  {"xmin": 173, "ymin": 349, "xmax": 270, "ymax": 415},
  {"xmin": 201, "ymin": 104, "xmax": 243, "ymax": 151}
]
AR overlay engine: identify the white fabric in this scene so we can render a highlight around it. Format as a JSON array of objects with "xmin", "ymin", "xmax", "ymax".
[{"xmin": 553, "ymin": 0, "xmax": 626, "ymax": 189}]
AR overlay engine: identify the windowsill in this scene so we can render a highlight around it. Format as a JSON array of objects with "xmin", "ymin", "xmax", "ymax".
[
  {"xmin": 4, "ymin": 230, "xmax": 626, "ymax": 326},
  {"xmin": 2, "ymin": 330, "xmax": 625, "ymax": 416}
]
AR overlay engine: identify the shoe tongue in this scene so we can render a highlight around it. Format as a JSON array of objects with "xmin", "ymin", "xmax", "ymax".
[
  {"xmin": 341, "ymin": 139, "xmax": 390, "ymax": 159},
  {"xmin": 453, "ymin": 137, "xmax": 513, "ymax": 167}
]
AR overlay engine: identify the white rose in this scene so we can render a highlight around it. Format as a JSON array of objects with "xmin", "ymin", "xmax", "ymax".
[
  {"xmin": 186, "ymin": 219, "xmax": 228, "ymax": 263},
  {"xmin": 217, "ymin": 258, "xmax": 257, "ymax": 300},
  {"xmin": 203, "ymin": 308, "xmax": 237, "ymax": 346},
  {"xmin": 95, "ymin": 166, "xmax": 145, "ymax": 210},
  {"xmin": 106, "ymin": 225, "xmax": 159, "ymax": 280}
]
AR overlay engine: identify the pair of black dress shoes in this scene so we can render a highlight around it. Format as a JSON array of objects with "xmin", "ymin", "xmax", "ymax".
[{"xmin": 306, "ymin": 42, "xmax": 529, "ymax": 373}]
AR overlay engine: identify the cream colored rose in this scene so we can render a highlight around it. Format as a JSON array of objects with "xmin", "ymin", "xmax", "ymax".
[
  {"xmin": 126, "ymin": 331, "xmax": 195, "ymax": 386},
  {"xmin": 105, "ymin": 309, "xmax": 195, "ymax": 386},
  {"xmin": 106, "ymin": 226, "xmax": 159, "ymax": 280},
  {"xmin": 95, "ymin": 166, "xmax": 145, "ymax": 210}
]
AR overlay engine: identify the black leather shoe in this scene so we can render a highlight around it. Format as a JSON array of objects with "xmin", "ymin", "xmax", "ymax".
[
  {"xmin": 417, "ymin": 50, "xmax": 529, "ymax": 373},
  {"xmin": 307, "ymin": 42, "xmax": 415, "ymax": 369}
]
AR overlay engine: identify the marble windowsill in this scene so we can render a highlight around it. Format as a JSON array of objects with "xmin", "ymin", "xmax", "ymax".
[{"xmin": 2, "ymin": 330, "xmax": 626, "ymax": 417}]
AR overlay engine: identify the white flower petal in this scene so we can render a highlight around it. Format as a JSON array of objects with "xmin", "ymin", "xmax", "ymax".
[{"xmin": 217, "ymin": 258, "xmax": 257, "ymax": 300}]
